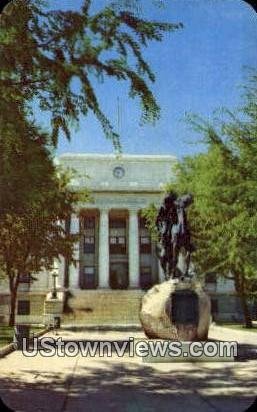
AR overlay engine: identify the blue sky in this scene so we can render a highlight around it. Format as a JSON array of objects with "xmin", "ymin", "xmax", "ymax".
[{"xmin": 51, "ymin": 0, "xmax": 257, "ymax": 159}]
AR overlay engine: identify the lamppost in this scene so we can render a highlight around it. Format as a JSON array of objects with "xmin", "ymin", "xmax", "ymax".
[{"xmin": 51, "ymin": 271, "xmax": 58, "ymax": 299}]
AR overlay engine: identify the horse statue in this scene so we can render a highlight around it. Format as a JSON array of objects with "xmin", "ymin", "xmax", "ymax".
[{"xmin": 156, "ymin": 192, "xmax": 195, "ymax": 280}]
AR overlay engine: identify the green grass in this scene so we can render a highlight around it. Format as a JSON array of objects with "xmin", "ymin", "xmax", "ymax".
[
  {"xmin": 0, "ymin": 325, "xmax": 46, "ymax": 348},
  {"xmin": 0, "ymin": 326, "xmax": 13, "ymax": 347}
]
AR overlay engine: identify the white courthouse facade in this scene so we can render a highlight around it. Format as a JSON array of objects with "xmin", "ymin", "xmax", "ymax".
[{"xmin": 58, "ymin": 153, "xmax": 177, "ymax": 291}]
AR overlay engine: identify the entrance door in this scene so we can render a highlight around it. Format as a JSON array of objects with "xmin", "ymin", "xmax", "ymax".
[
  {"xmin": 110, "ymin": 262, "xmax": 128, "ymax": 289},
  {"xmin": 80, "ymin": 266, "xmax": 96, "ymax": 289},
  {"xmin": 140, "ymin": 266, "xmax": 153, "ymax": 290}
]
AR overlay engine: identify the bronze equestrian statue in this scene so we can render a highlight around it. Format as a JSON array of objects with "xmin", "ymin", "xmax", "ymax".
[
  {"xmin": 156, "ymin": 192, "xmax": 194, "ymax": 280},
  {"xmin": 156, "ymin": 192, "xmax": 177, "ymax": 279}
]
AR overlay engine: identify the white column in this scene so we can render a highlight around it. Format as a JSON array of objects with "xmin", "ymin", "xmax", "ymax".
[
  {"xmin": 70, "ymin": 213, "xmax": 80, "ymax": 234},
  {"xmin": 128, "ymin": 208, "xmax": 140, "ymax": 288},
  {"xmin": 57, "ymin": 256, "xmax": 65, "ymax": 288},
  {"xmin": 69, "ymin": 213, "xmax": 80, "ymax": 288},
  {"xmin": 98, "ymin": 208, "xmax": 110, "ymax": 288}
]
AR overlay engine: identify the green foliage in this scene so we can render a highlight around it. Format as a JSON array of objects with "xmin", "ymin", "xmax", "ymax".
[
  {"xmin": 0, "ymin": 117, "xmax": 89, "ymax": 325},
  {"xmin": 0, "ymin": 0, "xmax": 182, "ymax": 150},
  {"xmin": 140, "ymin": 204, "xmax": 159, "ymax": 241},
  {"xmin": 0, "ymin": 131, "xmax": 85, "ymax": 277},
  {"xmin": 171, "ymin": 76, "xmax": 257, "ymax": 279},
  {"xmin": 166, "ymin": 72, "xmax": 257, "ymax": 326},
  {"xmin": 0, "ymin": 100, "xmax": 90, "ymax": 324},
  {"xmin": 143, "ymin": 72, "xmax": 257, "ymax": 326}
]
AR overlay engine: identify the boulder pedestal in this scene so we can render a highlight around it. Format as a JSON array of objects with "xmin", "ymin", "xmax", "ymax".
[{"xmin": 140, "ymin": 279, "xmax": 211, "ymax": 341}]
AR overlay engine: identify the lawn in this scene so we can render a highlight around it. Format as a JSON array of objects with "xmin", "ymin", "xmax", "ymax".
[
  {"xmin": 0, "ymin": 326, "xmax": 13, "ymax": 347},
  {"xmin": 0, "ymin": 325, "xmax": 46, "ymax": 348}
]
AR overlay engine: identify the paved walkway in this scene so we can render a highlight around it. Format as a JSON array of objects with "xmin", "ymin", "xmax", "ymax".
[
  {"xmin": 209, "ymin": 324, "xmax": 257, "ymax": 346},
  {"xmin": 0, "ymin": 328, "xmax": 256, "ymax": 412}
]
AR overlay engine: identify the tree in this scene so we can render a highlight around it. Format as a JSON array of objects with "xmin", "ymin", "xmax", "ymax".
[
  {"xmin": 164, "ymin": 71, "xmax": 257, "ymax": 327},
  {"xmin": 0, "ymin": 0, "xmax": 182, "ymax": 150},
  {"xmin": 0, "ymin": 0, "xmax": 180, "ymax": 324},
  {"xmin": 0, "ymin": 121, "xmax": 88, "ymax": 325},
  {"xmin": 142, "ymin": 72, "xmax": 257, "ymax": 327}
]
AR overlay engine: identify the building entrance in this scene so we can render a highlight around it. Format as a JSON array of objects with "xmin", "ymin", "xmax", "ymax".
[{"xmin": 110, "ymin": 262, "xmax": 128, "ymax": 289}]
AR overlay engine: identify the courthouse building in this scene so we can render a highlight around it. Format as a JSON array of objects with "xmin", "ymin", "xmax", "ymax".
[{"xmin": 57, "ymin": 153, "xmax": 176, "ymax": 291}]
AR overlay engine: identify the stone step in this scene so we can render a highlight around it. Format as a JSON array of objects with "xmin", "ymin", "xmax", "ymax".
[
  {"xmin": 60, "ymin": 324, "xmax": 142, "ymax": 331},
  {"xmin": 68, "ymin": 290, "xmax": 144, "ymax": 308},
  {"xmin": 63, "ymin": 289, "xmax": 145, "ymax": 325},
  {"xmin": 68, "ymin": 290, "xmax": 144, "ymax": 297}
]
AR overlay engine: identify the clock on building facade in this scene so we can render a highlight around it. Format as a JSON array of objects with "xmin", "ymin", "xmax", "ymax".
[{"xmin": 113, "ymin": 166, "xmax": 125, "ymax": 179}]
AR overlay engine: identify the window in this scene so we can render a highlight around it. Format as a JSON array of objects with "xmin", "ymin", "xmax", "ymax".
[
  {"xmin": 140, "ymin": 236, "xmax": 151, "ymax": 253},
  {"xmin": 110, "ymin": 236, "xmax": 117, "ymax": 244},
  {"xmin": 17, "ymin": 300, "xmax": 30, "ymax": 315},
  {"xmin": 84, "ymin": 235, "xmax": 95, "ymax": 253},
  {"xmin": 80, "ymin": 266, "xmax": 96, "ymax": 289},
  {"xmin": 84, "ymin": 216, "xmax": 95, "ymax": 229},
  {"xmin": 139, "ymin": 217, "xmax": 151, "ymax": 253},
  {"xmin": 85, "ymin": 236, "xmax": 94, "ymax": 244},
  {"xmin": 140, "ymin": 236, "xmax": 150, "ymax": 244},
  {"xmin": 84, "ymin": 266, "xmax": 95, "ymax": 275},
  {"xmin": 110, "ymin": 236, "xmax": 125, "ymax": 244},
  {"xmin": 109, "ymin": 218, "xmax": 126, "ymax": 228},
  {"xmin": 83, "ymin": 216, "xmax": 96, "ymax": 253},
  {"xmin": 109, "ymin": 218, "xmax": 126, "ymax": 253},
  {"xmin": 109, "ymin": 236, "xmax": 126, "ymax": 254},
  {"xmin": 84, "ymin": 228, "xmax": 95, "ymax": 236}
]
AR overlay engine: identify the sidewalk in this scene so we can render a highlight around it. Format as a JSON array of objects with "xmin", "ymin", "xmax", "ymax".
[
  {"xmin": 57, "ymin": 323, "xmax": 257, "ymax": 346},
  {"xmin": 209, "ymin": 324, "xmax": 257, "ymax": 346},
  {"xmin": 0, "ymin": 328, "xmax": 256, "ymax": 412}
]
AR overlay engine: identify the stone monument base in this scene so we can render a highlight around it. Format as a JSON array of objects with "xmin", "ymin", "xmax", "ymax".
[
  {"xmin": 140, "ymin": 279, "xmax": 211, "ymax": 341},
  {"xmin": 44, "ymin": 291, "xmax": 64, "ymax": 328}
]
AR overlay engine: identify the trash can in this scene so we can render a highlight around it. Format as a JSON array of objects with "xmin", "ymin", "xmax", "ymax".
[{"xmin": 13, "ymin": 324, "xmax": 30, "ymax": 350}]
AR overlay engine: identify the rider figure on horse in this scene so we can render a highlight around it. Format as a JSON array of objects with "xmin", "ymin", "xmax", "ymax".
[{"xmin": 156, "ymin": 192, "xmax": 194, "ymax": 280}]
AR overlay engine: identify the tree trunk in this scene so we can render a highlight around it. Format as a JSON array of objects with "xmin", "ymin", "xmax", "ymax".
[
  {"xmin": 9, "ymin": 289, "xmax": 17, "ymax": 327},
  {"xmin": 235, "ymin": 271, "xmax": 252, "ymax": 328},
  {"xmin": 239, "ymin": 292, "xmax": 252, "ymax": 328},
  {"xmin": 8, "ymin": 271, "xmax": 19, "ymax": 327},
  {"xmin": 64, "ymin": 215, "xmax": 71, "ymax": 289},
  {"xmin": 63, "ymin": 215, "xmax": 72, "ymax": 313}
]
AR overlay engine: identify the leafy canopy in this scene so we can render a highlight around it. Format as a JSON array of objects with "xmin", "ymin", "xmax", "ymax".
[
  {"xmin": 0, "ymin": 0, "xmax": 182, "ymax": 150},
  {"xmin": 166, "ymin": 71, "xmax": 257, "ymax": 297}
]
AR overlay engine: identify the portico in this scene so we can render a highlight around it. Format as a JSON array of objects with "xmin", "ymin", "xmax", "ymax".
[
  {"xmin": 68, "ymin": 207, "xmax": 156, "ymax": 290},
  {"xmin": 58, "ymin": 153, "xmax": 177, "ymax": 290}
]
